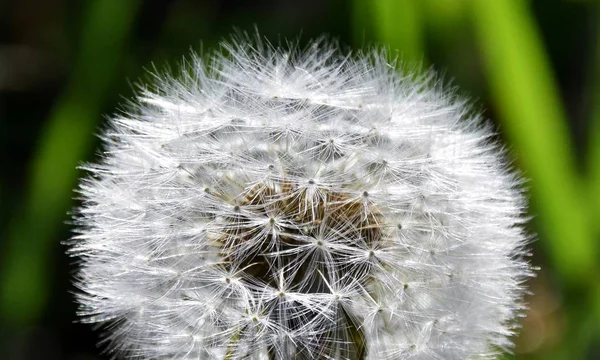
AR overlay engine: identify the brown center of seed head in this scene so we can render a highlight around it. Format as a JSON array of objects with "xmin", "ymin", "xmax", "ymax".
[
  {"xmin": 215, "ymin": 178, "xmax": 384, "ymax": 358},
  {"xmin": 216, "ymin": 179, "xmax": 384, "ymax": 291}
]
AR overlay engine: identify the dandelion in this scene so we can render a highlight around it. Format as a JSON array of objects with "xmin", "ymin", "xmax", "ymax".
[{"xmin": 70, "ymin": 33, "xmax": 532, "ymax": 359}]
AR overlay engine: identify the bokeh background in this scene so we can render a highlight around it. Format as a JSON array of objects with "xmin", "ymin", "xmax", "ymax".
[{"xmin": 1, "ymin": 0, "xmax": 599, "ymax": 359}]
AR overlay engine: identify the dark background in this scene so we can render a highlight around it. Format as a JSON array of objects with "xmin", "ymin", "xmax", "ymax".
[{"xmin": 1, "ymin": 1, "xmax": 599, "ymax": 359}]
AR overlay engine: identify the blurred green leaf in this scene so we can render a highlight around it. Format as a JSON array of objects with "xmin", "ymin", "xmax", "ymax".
[
  {"xmin": 351, "ymin": 0, "xmax": 371, "ymax": 46},
  {"xmin": 0, "ymin": 0, "xmax": 141, "ymax": 324},
  {"xmin": 588, "ymin": 10, "xmax": 600, "ymax": 233},
  {"xmin": 353, "ymin": 0, "xmax": 425, "ymax": 65},
  {"xmin": 420, "ymin": 0, "xmax": 466, "ymax": 34},
  {"xmin": 585, "ymin": 6, "xmax": 600, "ymax": 354},
  {"xmin": 470, "ymin": 0, "xmax": 596, "ymax": 287}
]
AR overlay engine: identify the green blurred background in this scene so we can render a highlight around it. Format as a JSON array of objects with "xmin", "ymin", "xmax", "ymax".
[{"xmin": 0, "ymin": 0, "xmax": 599, "ymax": 359}]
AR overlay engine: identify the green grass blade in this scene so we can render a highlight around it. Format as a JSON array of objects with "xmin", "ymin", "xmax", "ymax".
[
  {"xmin": 0, "ymin": 0, "xmax": 141, "ymax": 324},
  {"xmin": 588, "ymin": 9, "xmax": 600, "ymax": 233},
  {"xmin": 354, "ymin": 0, "xmax": 424, "ymax": 65},
  {"xmin": 470, "ymin": 0, "xmax": 596, "ymax": 285},
  {"xmin": 420, "ymin": 0, "xmax": 466, "ymax": 35},
  {"xmin": 584, "ymin": 5, "xmax": 600, "ymax": 354}
]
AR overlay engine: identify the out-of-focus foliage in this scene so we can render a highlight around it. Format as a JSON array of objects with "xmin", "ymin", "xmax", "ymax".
[
  {"xmin": 0, "ymin": 1, "xmax": 598, "ymax": 359},
  {"xmin": 0, "ymin": 0, "xmax": 141, "ymax": 325}
]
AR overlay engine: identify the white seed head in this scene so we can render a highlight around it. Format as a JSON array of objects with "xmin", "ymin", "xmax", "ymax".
[{"xmin": 70, "ymin": 34, "xmax": 532, "ymax": 359}]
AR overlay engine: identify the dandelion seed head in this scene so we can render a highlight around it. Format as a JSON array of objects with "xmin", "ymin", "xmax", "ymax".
[{"xmin": 70, "ymin": 33, "xmax": 532, "ymax": 359}]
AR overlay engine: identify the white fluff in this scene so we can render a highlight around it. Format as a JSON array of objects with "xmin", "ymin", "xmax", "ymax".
[{"xmin": 70, "ymin": 34, "xmax": 532, "ymax": 359}]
